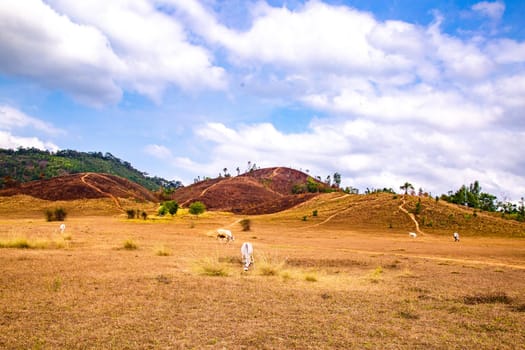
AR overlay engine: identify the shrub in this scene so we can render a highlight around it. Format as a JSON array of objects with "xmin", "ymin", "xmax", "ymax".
[
  {"xmin": 45, "ymin": 207, "xmax": 67, "ymax": 222},
  {"xmin": 240, "ymin": 219, "xmax": 251, "ymax": 231},
  {"xmin": 126, "ymin": 209, "xmax": 137, "ymax": 219},
  {"xmin": 157, "ymin": 206, "xmax": 168, "ymax": 216},
  {"xmin": 312, "ymin": 210, "xmax": 318, "ymax": 217},
  {"xmin": 141, "ymin": 211, "xmax": 148, "ymax": 220},
  {"xmin": 189, "ymin": 201, "xmax": 206, "ymax": 216}
]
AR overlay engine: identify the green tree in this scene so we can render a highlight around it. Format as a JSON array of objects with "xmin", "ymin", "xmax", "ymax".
[
  {"xmin": 189, "ymin": 201, "xmax": 206, "ymax": 216},
  {"xmin": 163, "ymin": 200, "xmax": 179, "ymax": 216},
  {"xmin": 333, "ymin": 172, "xmax": 341, "ymax": 188}
]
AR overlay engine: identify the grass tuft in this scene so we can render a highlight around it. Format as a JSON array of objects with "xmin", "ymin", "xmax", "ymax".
[
  {"xmin": 0, "ymin": 237, "xmax": 67, "ymax": 249},
  {"xmin": 304, "ymin": 273, "xmax": 318, "ymax": 282},
  {"xmin": 194, "ymin": 257, "xmax": 230, "ymax": 277},
  {"xmin": 255, "ymin": 254, "xmax": 287, "ymax": 277},
  {"xmin": 123, "ymin": 239, "xmax": 138, "ymax": 250},
  {"xmin": 154, "ymin": 245, "xmax": 171, "ymax": 256},
  {"xmin": 463, "ymin": 292, "xmax": 512, "ymax": 305}
]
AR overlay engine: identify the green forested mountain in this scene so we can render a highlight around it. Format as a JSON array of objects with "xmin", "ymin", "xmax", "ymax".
[{"xmin": 0, "ymin": 148, "xmax": 179, "ymax": 191}]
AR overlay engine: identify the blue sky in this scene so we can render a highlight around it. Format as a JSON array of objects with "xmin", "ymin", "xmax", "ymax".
[{"xmin": 1, "ymin": 0, "xmax": 524, "ymax": 199}]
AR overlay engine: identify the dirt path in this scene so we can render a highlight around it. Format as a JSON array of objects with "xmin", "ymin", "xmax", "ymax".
[
  {"xmin": 398, "ymin": 196, "xmax": 424, "ymax": 235},
  {"xmin": 81, "ymin": 173, "xmax": 124, "ymax": 212},
  {"xmin": 308, "ymin": 194, "xmax": 355, "ymax": 227}
]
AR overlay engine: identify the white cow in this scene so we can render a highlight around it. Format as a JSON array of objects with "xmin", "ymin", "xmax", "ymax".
[
  {"xmin": 59, "ymin": 223, "xmax": 66, "ymax": 234},
  {"xmin": 241, "ymin": 242, "xmax": 254, "ymax": 271},
  {"xmin": 453, "ymin": 232, "xmax": 460, "ymax": 242},
  {"xmin": 409, "ymin": 232, "xmax": 417, "ymax": 238},
  {"xmin": 216, "ymin": 229, "xmax": 234, "ymax": 242}
]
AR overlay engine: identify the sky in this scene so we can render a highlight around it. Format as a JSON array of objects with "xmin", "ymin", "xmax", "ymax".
[{"xmin": 1, "ymin": 0, "xmax": 524, "ymax": 200}]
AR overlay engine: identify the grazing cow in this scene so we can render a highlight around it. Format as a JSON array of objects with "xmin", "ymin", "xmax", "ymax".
[
  {"xmin": 59, "ymin": 223, "xmax": 66, "ymax": 234},
  {"xmin": 453, "ymin": 232, "xmax": 460, "ymax": 242},
  {"xmin": 241, "ymin": 242, "xmax": 254, "ymax": 271},
  {"xmin": 409, "ymin": 232, "xmax": 417, "ymax": 238},
  {"xmin": 216, "ymin": 229, "xmax": 234, "ymax": 242}
]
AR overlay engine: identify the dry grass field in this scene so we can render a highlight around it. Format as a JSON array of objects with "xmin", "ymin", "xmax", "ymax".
[{"xmin": 1, "ymin": 193, "xmax": 525, "ymax": 349}]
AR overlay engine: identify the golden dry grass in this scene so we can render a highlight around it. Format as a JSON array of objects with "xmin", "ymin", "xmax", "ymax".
[{"xmin": 0, "ymin": 194, "xmax": 524, "ymax": 349}]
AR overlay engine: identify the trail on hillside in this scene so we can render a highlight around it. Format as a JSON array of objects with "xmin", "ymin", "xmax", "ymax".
[
  {"xmin": 308, "ymin": 194, "xmax": 355, "ymax": 227},
  {"xmin": 398, "ymin": 196, "xmax": 424, "ymax": 235},
  {"xmin": 81, "ymin": 173, "xmax": 124, "ymax": 212}
]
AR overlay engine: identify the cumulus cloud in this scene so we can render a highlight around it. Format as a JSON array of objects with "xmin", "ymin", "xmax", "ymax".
[
  {"xmin": 0, "ymin": 105, "xmax": 61, "ymax": 151},
  {"xmin": 189, "ymin": 119, "xmax": 525, "ymax": 198},
  {"xmin": 0, "ymin": 0, "xmax": 226, "ymax": 106},
  {"xmin": 160, "ymin": 0, "xmax": 525, "ymax": 198}
]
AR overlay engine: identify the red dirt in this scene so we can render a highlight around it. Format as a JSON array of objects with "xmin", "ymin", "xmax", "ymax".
[
  {"xmin": 0, "ymin": 173, "xmax": 157, "ymax": 203},
  {"xmin": 171, "ymin": 166, "xmax": 328, "ymax": 214}
]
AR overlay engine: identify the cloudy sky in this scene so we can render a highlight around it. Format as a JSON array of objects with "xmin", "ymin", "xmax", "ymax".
[{"xmin": 1, "ymin": 0, "xmax": 524, "ymax": 199}]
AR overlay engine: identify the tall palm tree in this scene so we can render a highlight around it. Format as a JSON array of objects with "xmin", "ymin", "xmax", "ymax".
[{"xmin": 400, "ymin": 182, "xmax": 414, "ymax": 195}]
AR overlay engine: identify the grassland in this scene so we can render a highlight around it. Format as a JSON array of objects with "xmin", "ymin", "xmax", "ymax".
[{"xmin": 1, "ymin": 194, "xmax": 524, "ymax": 349}]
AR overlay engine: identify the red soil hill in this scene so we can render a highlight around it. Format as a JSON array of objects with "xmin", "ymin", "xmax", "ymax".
[
  {"xmin": 171, "ymin": 167, "xmax": 328, "ymax": 214},
  {"xmin": 0, "ymin": 173, "xmax": 157, "ymax": 202}
]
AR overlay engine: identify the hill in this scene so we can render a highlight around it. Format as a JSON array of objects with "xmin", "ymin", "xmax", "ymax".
[
  {"xmin": 0, "ymin": 148, "xmax": 177, "ymax": 191},
  {"xmin": 170, "ymin": 167, "xmax": 331, "ymax": 214},
  {"xmin": 0, "ymin": 172, "xmax": 157, "ymax": 203},
  {"xmin": 263, "ymin": 192, "xmax": 525, "ymax": 237}
]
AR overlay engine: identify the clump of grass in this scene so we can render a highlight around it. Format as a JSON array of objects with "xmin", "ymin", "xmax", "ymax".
[
  {"xmin": 50, "ymin": 277, "xmax": 62, "ymax": 292},
  {"xmin": 0, "ymin": 238, "xmax": 31, "ymax": 249},
  {"xmin": 397, "ymin": 310, "xmax": 419, "ymax": 320},
  {"xmin": 463, "ymin": 292, "xmax": 512, "ymax": 305},
  {"xmin": 369, "ymin": 266, "xmax": 383, "ymax": 283},
  {"xmin": 154, "ymin": 245, "xmax": 171, "ymax": 256},
  {"xmin": 304, "ymin": 273, "xmax": 318, "ymax": 282},
  {"xmin": 512, "ymin": 304, "xmax": 525, "ymax": 312},
  {"xmin": 0, "ymin": 237, "xmax": 66, "ymax": 249},
  {"xmin": 156, "ymin": 274, "xmax": 171, "ymax": 284},
  {"xmin": 255, "ymin": 254, "xmax": 287, "ymax": 277},
  {"xmin": 194, "ymin": 257, "xmax": 230, "ymax": 277},
  {"xmin": 123, "ymin": 239, "xmax": 138, "ymax": 250}
]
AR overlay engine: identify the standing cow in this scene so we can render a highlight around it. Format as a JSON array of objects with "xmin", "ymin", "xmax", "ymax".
[{"xmin": 241, "ymin": 242, "xmax": 254, "ymax": 271}]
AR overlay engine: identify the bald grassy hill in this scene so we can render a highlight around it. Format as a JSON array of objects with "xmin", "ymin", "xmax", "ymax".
[{"xmin": 258, "ymin": 192, "xmax": 525, "ymax": 238}]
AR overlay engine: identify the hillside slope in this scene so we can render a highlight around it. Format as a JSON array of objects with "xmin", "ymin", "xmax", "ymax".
[
  {"xmin": 0, "ymin": 173, "xmax": 157, "ymax": 202},
  {"xmin": 266, "ymin": 192, "xmax": 525, "ymax": 237},
  {"xmin": 0, "ymin": 148, "xmax": 175, "ymax": 191},
  {"xmin": 171, "ymin": 167, "xmax": 329, "ymax": 214}
]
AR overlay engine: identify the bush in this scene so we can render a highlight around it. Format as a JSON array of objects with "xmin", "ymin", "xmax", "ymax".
[
  {"xmin": 45, "ymin": 208, "xmax": 67, "ymax": 222},
  {"xmin": 126, "ymin": 209, "xmax": 137, "ymax": 219},
  {"xmin": 312, "ymin": 210, "xmax": 318, "ymax": 217},
  {"xmin": 240, "ymin": 219, "xmax": 251, "ymax": 231},
  {"xmin": 189, "ymin": 201, "xmax": 206, "ymax": 216}
]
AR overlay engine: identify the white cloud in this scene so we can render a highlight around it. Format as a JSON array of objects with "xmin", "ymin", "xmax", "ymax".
[
  {"xmin": 0, "ymin": 105, "xmax": 62, "ymax": 134},
  {"xmin": 0, "ymin": 131, "xmax": 59, "ymax": 151},
  {"xmin": 144, "ymin": 144, "xmax": 173, "ymax": 159},
  {"xmin": 0, "ymin": 0, "xmax": 226, "ymax": 106},
  {"xmin": 471, "ymin": 1, "xmax": 505, "ymax": 21},
  {"xmin": 0, "ymin": 105, "xmax": 61, "ymax": 151}
]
